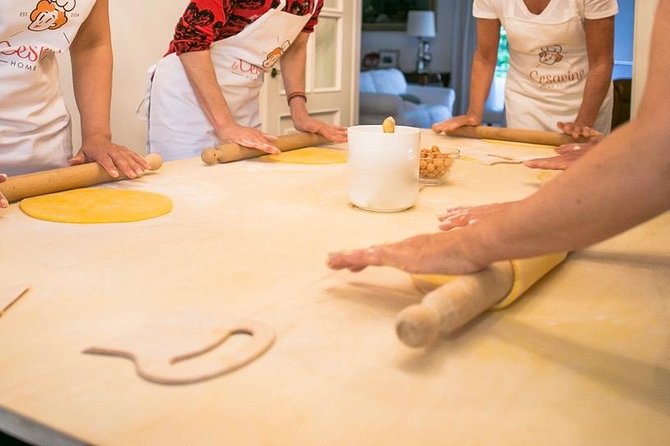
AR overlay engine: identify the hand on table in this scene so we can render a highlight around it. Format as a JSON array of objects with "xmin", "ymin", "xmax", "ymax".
[
  {"xmin": 70, "ymin": 136, "xmax": 151, "ymax": 179},
  {"xmin": 218, "ymin": 125, "xmax": 280, "ymax": 155},
  {"xmin": 293, "ymin": 116, "xmax": 348, "ymax": 143},
  {"xmin": 523, "ymin": 140, "xmax": 599, "ymax": 170},
  {"xmin": 0, "ymin": 173, "xmax": 8, "ymax": 208},
  {"xmin": 557, "ymin": 121, "xmax": 603, "ymax": 141},
  {"xmin": 431, "ymin": 114, "xmax": 481, "ymax": 134},
  {"xmin": 438, "ymin": 202, "xmax": 517, "ymax": 231},
  {"xmin": 327, "ymin": 232, "xmax": 486, "ymax": 275}
]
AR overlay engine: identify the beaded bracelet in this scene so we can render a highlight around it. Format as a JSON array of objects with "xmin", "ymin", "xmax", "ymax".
[{"xmin": 286, "ymin": 91, "xmax": 307, "ymax": 106}]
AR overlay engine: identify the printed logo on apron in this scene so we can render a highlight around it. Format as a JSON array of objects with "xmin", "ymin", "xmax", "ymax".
[
  {"xmin": 538, "ymin": 45, "xmax": 563, "ymax": 65},
  {"xmin": 530, "ymin": 43, "xmax": 586, "ymax": 89},
  {"xmin": 0, "ymin": 0, "xmax": 81, "ymax": 72},
  {"xmin": 261, "ymin": 40, "xmax": 291, "ymax": 69},
  {"xmin": 29, "ymin": 0, "xmax": 78, "ymax": 31}
]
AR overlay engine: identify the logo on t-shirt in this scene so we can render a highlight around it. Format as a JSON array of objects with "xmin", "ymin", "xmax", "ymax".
[
  {"xmin": 29, "ymin": 0, "xmax": 77, "ymax": 32},
  {"xmin": 538, "ymin": 45, "xmax": 563, "ymax": 65}
]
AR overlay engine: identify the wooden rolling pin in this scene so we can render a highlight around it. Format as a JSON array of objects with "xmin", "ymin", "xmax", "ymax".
[
  {"xmin": 443, "ymin": 125, "xmax": 590, "ymax": 146},
  {"xmin": 396, "ymin": 262, "xmax": 514, "ymax": 348},
  {"xmin": 201, "ymin": 132, "xmax": 330, "ymax": 165},
  {"xmin": 396, "ymin": 253, "xmax": 567, "ymax": 347},
  {"xmin": 0, "ymin": 154, "xmax": 163, "ymax": 203}
]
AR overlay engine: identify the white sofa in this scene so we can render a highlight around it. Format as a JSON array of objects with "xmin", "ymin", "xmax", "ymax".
[{"xmin": 359, "ymin": 68, "xmax": 455, "ymax": 129}]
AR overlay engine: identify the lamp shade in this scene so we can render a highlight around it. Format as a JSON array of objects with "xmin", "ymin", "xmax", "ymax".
[{"xmin": 406, "ymin": 11, "xmax": 436, "ymax": 38}]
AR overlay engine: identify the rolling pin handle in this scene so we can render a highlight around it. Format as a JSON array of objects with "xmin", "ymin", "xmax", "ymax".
[
  {"xmin": 201, "ymin": 148, "xmax": 220, "ymax": 165},
  {"xmin": 145, "ymin": 153, "xmax": 164, "ymax": 171},
  {"xmin": 395, "ymin": 305, "xmax": 441, "ymax": 348},
  {"xmin": 396, "ymin": 263, "xmax": 514, "ymax": 348}
]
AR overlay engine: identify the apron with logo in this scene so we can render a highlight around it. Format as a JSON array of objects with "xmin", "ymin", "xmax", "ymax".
[
  {"xmin": 0, "ymin": 0, "xmax": 96, "ymax": 176},
  {"xmin": 147, "ymin": 0, "xmax": 316, "ymax": 161},
  {"xmin": 502, "ymin": 0, "xmax": 613, "ymax": 133}
]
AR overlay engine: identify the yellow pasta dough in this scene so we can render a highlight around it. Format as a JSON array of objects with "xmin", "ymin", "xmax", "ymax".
[
  {"xmin": 411, "ymin": 253, "xmax": 567, "ymax": 310},
  {"xmin": 19, "ymin": 188, "xmax": 173, "ymax": 224},
  {"xmin": 264, "ymin": 147, "xmax": 347, "ymax": 164}
]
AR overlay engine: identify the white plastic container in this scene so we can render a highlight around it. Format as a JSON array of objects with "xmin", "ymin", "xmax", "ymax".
[{"xmin": 347, "ymin": 125, "xmax": 421, "ymax": 212}]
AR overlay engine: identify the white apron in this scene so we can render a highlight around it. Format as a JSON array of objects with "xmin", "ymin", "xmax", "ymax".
[
  {"xmin": 0, "ymin": 0, "xmax": 96, "ymax": 176},
  {"xmin": 147, "ymin": 0, "xmax": 317, "ymax": 161},
  {"xmin": 502, "ymin": 0, "xmax": 613, "ymax": 133}
]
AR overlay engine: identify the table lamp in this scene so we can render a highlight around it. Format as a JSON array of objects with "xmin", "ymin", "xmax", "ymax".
[{"xmin": 406, "ymin": 10, "xmax": 436, "ymax": 74}]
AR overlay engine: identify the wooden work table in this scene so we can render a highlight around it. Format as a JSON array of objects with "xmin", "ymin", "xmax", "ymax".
[{"xmin": 1, "ymin": 131, "xmax": 669, "ymax": 445}]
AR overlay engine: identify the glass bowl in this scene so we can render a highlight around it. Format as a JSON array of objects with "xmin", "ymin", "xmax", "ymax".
[{"xmin": 419, "ymin": 146, "xmax": 460, "ymax": 185}]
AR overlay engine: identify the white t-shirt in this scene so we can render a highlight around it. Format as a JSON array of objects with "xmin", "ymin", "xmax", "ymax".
[{"xmin": 474, "ymin": 0, "xmax": 618, "ymax": 23}]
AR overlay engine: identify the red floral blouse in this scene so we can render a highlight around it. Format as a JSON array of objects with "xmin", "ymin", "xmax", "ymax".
[{"xmin": 167, "ymin": 0, "xmax": 324, "ymax": 55}]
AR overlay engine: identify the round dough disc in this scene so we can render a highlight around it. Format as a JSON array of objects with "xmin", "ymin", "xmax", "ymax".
[
  {"xmin": 265, "ymin": 147, "xmax": 347, "ymax": 164},
  {"xmin": 20, "ymin": 188, "xmax": 173, "ymax": 223}
]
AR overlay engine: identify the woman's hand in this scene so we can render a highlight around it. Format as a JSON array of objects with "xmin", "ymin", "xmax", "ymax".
[
  {"xmin": 70, "ymin": 136, "xmax": 150, "ymax": 179},
  {"xmin": 437, "ymin": 202, "xmax": 517, "ymax": 231},
  {"xmin": 523, "ymin": 140, "xmax": 599, "ymax": 170},
  {"xmin": 293, "ymin": 116, "xmax": 347, "ymax": 143},
  {"xmin": 431, "ymin": 114, "xmax": 481, "ymax": 134},
  {"xmin": 217, "ymin": 125, "xmax": 280, "ymax": 154},
  {"xmin": 557, "ymin": 121, "xmax": 602, "ymax": 140},
  {"xmin": 327, "ymin": 231, "xmax": 487, "ymax": 275},
  {"xmin": 0, "ymin": 173, "xmax": 8, "ymax": 208}
]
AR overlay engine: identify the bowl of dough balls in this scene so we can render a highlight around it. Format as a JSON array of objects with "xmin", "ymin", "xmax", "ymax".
[{"xmin": 419, "ymin": 146, "xmax": 460, "ymax": 185}]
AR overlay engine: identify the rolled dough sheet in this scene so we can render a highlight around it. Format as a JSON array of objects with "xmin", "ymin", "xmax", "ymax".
[
  {"xmin": 412, "ymin": 253, "xmax": 567, "ymax": 309},
  {"xmin": 19, "ymin": 189, "xmax": 173, "ymax": 224},
  {"xmin": 0, "ymin": 285, "xmax": 29, "ymax": 316},
  {"xmin": 263, "ymin": 147, "xmax": 347, "ymax": 164}
]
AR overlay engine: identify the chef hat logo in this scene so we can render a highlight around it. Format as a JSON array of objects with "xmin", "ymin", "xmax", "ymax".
[
  {"xmin": 29, "ymin": 0, "xmax": 76, "ymax": 32},
  {"xmin": 538, "ymin": 45, "xmax": 563, "ymax": 65}
]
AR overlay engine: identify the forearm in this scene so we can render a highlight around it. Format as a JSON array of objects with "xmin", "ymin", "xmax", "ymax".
[
  {"xmin": 462, "ymin": 120, "xmax": 670, "ymax": 264},
  {"xmin": 179, "ymin": 50, "xmax": 236, "ymax": 133},
  {"xmin": 576, "ymin": 16, "xmax": 615, "ymax": 127},
  {"xmin": 574, "ymin": 62, "xmax": 612, "ymax": 126},
  {"xmin": 280, "ymin": 33, "xmax": 309, "ymax": 120},
  {"xmin": 465, "ymin": 52, "xmax": 497, "ymax": 119},
  {"xmin": 69, "ymin": 0, "xmax": 113, "ymax": 144},
  {"xmin": 70, "ymin": 43, "xmax": 113, "ymax": 143}
]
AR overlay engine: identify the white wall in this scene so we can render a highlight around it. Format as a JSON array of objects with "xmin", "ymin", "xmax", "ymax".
[
  {"xmin": 361, "ymin": 1, "xmax": 452, "ymax": 74},
  {"xmin": 58, "ymin": 0, "xmax": 186, "ymax": 154}
]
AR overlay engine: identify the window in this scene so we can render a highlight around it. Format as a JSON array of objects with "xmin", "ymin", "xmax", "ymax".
[{"xmin": 495, "ymin": 28, "xmax": 509, "ymax": 78}]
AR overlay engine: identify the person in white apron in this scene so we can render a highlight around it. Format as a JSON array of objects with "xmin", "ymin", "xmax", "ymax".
[
  {"xmin": 0, "ymin": 0, "xmax": 149, "ymax": 202},
  {"xmin": 147, "ymin": 0, "xmax": 347, "ymax": 161},
  {"xmin": 327, "ymin": 0, "xmax": 670, "ymax": 280},
  {"xmin": 433, "ymin": 0, "xmax": 618, "ymax": 139}
]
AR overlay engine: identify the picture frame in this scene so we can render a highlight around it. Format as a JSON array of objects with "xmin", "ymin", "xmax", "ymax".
[
  {"xmin": 362, "ymin": 0, "xmax": 436, "ymax": 31},
  {"xmin": 377, "ymin": 50, "xmax": 400, "ymax": 69}
]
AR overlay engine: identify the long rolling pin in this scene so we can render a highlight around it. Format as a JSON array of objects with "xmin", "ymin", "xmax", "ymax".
[
  {"xmin": 442, "ymin": 125, "xmax": 590, "ymax": 146},
  {"xmin": 395, "ymin": 262, "xmax": 514, "ymax": 348},
  {"xmin": 0, "ymin": 154, "xmax": 163, "ymax": 203},
  {"xmin": 201, "ymin": 132, "xmax": 330, "ymax": 165}
]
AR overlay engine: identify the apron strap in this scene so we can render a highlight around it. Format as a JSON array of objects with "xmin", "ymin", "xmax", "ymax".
[{"xmin": 577, "ymin": 0, "xmax": 585, "ymax": 19}]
